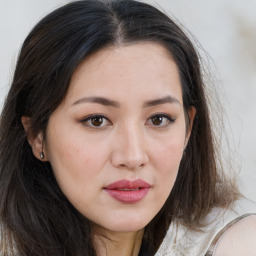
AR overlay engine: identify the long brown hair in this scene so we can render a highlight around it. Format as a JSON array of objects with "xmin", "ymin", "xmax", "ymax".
[{"xmin": 0, "ymin": 0, "xmax": 238, "ymax": 255}]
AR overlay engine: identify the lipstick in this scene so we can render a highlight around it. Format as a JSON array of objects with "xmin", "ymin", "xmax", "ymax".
[{"xmin": 104, "ymin": 179, "xmax": 150, "ymax": 203}]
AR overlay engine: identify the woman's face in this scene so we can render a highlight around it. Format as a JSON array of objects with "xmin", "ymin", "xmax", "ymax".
[{"xmin": 41, "ymin": 43, "xmax": 194, "ymax": 233}]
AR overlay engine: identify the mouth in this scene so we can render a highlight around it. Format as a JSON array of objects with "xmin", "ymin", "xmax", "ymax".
[
  {"xmin": 104, "ymin": 179, "xmax": 151, "ymax": 203},
  {"xmin": 115, "ymin": 188, "xmax": 140, "ymax": 191}
]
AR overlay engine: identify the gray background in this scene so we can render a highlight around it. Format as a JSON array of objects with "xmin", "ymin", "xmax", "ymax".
[{"xmin": 0, "ymin": 0, "xmax": 255, "ymax": 201}]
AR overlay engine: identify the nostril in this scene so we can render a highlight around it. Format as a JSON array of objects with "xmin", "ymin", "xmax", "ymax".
[
  {"xmin": 110, "ymin": 137, "xmax": 149, "ymax": 169},
  {"xmin": 111, "ymin": 153, "xmax": 148, "ymax": 170}
]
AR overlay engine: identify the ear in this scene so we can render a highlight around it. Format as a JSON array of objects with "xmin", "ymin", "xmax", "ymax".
[
  {"xmin": 21, "ymin": 116, "xmax": 48, "ymax": 161},
  {"xmin": 184, "ymin": 106, "xmax": 196, "ymax": 148}
]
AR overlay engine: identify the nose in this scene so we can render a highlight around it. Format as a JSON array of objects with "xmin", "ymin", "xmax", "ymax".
[{"xmin": 111, "ymin": 124, "xmax": 149, "ymax": 170}]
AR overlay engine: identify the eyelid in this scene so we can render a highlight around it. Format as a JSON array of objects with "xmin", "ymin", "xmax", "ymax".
[
  {"xmin": 80, "ymin": 113, "xmax": 112, "ymax": 128},
  {"xmin": 153, "ymin": 112, "xmax": 175, "ymax": 120},
  {"xmin": 149, "ymin": 112, "xmax": 175, "ymax": 120},
  {"xmin": 146, "ymin": 112, "xmax": 176, "ymax": 126},
  {"xmin": 79, "ymin": 112, "xmax": 175, "ymax": 128}
]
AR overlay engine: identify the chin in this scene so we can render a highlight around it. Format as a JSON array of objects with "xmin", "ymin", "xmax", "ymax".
[{"xmin": 103, "ymin": 215, "xmax": 152, "ymax": 233}]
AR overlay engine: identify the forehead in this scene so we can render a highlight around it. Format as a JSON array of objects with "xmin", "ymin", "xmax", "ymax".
[{"xmin": 66, "ymin": 42, "xmax": 183, "ymax": 104}]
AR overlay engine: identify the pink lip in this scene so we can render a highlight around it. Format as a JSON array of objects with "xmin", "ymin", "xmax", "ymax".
[{"xmin": 104, "ymin": 179, "xmax": 151, "ymax": 203}]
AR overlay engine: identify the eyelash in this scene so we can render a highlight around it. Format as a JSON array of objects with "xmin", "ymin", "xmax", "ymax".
[
  {"xmin": 80, "ymin": 113, "xmax": 175, "ymax": 128},
  {"xmin": 80, "ymin": 114, "xmax": 112, "ymax": 128},
  {"xmin": 146, "ymin": 113, "xmax": 175, "ymax": 127}
]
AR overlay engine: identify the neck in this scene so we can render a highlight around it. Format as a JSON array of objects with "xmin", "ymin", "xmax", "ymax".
[{"xmin": 92, "ymin": 228, "xmax": 144, "ymax": 256}]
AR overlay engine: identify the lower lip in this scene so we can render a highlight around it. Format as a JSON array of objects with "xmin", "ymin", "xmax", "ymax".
[{"xmin": 105, "ymin": 188, "xmax": 150, "ymax": 203}]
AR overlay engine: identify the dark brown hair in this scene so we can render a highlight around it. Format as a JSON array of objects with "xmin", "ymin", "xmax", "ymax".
[{"xmin": 0, "ymin": 0, "xmax": 238, "ymax": 255}]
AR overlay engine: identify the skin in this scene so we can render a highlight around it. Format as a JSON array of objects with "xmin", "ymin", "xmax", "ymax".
[
  {"xmin": 25, "ymin": 43, "xmax": 195, "ymax": 256},
  {"xmin": 213, "ymin": 215, "xmax": 256, "ymax": 256},
  {"xmin": 22, "ymin": 43, "xmax": 256, "ymax": 255}
]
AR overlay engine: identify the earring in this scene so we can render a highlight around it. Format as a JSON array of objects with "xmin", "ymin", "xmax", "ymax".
[{"xmin": 40, "ymin": 152, "xmax": 45, "ymax": 159}]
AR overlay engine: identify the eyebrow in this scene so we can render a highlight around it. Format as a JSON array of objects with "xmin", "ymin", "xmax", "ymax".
[
  {"xmin": 143, "ymin": 95, "xmax": 181, "ymax": 107},
  {"xmin": 72, "ymin": 95, "xmax": 180, "ymax": 108},
  {"xmin": 72, "ymin": 96, "xmax": 120, "ymax": 107}
]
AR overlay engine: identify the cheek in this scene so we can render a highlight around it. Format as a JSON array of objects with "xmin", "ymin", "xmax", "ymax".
[
  {"xmin": 144, "ymin": 135, "xmax": 185, "ymax": 218},
  {"xmin": 158, "ymin": 146, "xmax": 183, "ymax": 187},
  {"xmin": 152, "ymin": 132, "xmax": 184, "ymax": 169},
  {"xmin": 48, "ymin": 137, "xmax": 106, "ymax": 179},
  {"xmin": 163, "ymin": 141, "xmax": 183, "ymax": 170},
  {"xmin": 45, "ymin": 125, "xmax": 110, "ymax": 199},
  {"xmin": 45, "ymin": 135, "xmax": 110, "ymax": 212},
  {"xmin": 151, "ymin": 133, "xmax": 185, "ymax": 192}
]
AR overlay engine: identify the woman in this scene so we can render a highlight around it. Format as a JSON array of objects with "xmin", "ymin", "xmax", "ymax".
[{"xmin": 0, "ymin": 0, "xmax": 256, "ymax": 255}]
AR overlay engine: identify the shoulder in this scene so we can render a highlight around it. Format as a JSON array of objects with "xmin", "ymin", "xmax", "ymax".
[
  {"xmin": 155, "ymin": 197, "xmax": 256, "ymax": 256},
  {"xmin": 213, "ymin": 215, "xmax": 256, "ymax": 256}
]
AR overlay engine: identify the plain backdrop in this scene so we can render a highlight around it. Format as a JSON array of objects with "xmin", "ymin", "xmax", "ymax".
[{"xmin": 0, "ymin": 0, "xmax": 255, "ymax": 201}]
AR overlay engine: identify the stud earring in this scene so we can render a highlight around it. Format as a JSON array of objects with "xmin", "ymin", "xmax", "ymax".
[{"xmin": 40, "ymin": 152, "xmax": 45, "ymax": 159}]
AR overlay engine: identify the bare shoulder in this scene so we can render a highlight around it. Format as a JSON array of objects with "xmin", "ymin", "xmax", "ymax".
[{"xmin": 214, "ymin": 215, "xmax": 256, "ymax": 256}]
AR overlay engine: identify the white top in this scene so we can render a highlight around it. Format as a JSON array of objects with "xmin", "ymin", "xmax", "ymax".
[
  {"xmin": 1, "ymin": 198, "xmax": 256, "ymax": 255},
  {"xmin": 155, "ymin": 198, "xmax": 256, "ymax": 256}
]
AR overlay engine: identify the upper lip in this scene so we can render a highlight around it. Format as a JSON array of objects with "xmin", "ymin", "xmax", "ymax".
[{"xmin": 104, "ymin": 179, "xmax": 151, "ymax": 190}]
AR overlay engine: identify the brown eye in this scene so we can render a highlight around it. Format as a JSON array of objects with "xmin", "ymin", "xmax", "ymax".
[
  {"xmin": 91, "ymin": 117, "xmax": 104, "ymax": 127},
  {"xmin": 151, "ymin": 115, "xmax": 163, "ymax": 125},
  {"xmin": 81, "ymin": 114, "xmax": 111, "ymax": 128},
  {"xmin": 147, "ymin": 114, "xmax": 175, "ymax": 127}
]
